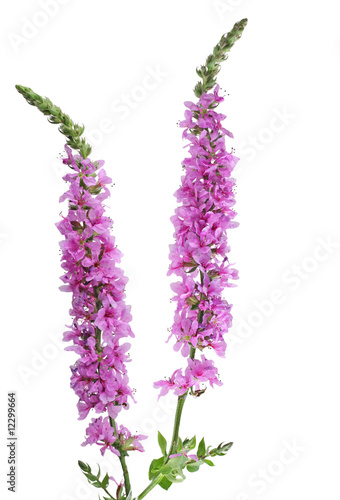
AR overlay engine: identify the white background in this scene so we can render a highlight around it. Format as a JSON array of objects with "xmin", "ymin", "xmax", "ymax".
[{"xmin": 1, "ymin": 1, "xmax": 340, "ymax": 499}]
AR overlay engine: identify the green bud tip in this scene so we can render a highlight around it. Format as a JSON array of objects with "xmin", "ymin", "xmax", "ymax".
[
  {"xmin": 194, "ymin": 18, "xmax": 248, "ymax": 97},
  {"xmin": 15, "ymin": 84, "xmax": 92, "ymax": 159}
]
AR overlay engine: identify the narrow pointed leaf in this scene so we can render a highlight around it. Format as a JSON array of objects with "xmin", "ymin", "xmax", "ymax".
[{"xmin": 158, "ymin": 431, "xmax": 167, "ymax": 456}]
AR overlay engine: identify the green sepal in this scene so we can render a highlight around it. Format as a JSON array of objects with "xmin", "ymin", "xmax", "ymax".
[
  {"xmin": 209, "ymin": 441, "xmax": 233, "ymax": 457},
  {"xmin": 183, "ymin": 435, "xmax": 196, "ymax": 451},
  {"xmin": 187, "ymin": 266, "xmax": 198, "ymax": 273},
  {"xmin": 194, "ymin": 82, "xmax": 203, "ymax": 98}
]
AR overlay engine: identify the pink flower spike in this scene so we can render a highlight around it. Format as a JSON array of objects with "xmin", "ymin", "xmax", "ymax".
[
  {"xmin": 58, "ymin": 145, "xmax": 139, "ymax": 456},
  {"xmin": 155, "ymin": 82, "xmax": 238, "ymax": 396}
]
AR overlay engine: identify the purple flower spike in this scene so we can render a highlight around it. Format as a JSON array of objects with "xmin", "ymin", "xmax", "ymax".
[
  {"xmin": 155, "ymin": 84, "xmax": 239, "ymax": 398},
  {"xmin": 57, "ymin": 145, "xmax": 143, "ymax": 455}
]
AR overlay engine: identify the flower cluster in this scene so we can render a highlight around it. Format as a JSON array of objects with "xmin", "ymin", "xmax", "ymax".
[
  {"xmin": 154, "ymin": 355, "xmax": 222, "ymax": 398},
  {"xmin": 56, "ymin": 145, "xmax": 139, "ymax": 454},
  {"xmin": 155, "ymin": 84, "xmax": 238, "ymax": 397},
  {"xmin": 82, "ymin": 416, "xmax": 147, "ymax": 456}
]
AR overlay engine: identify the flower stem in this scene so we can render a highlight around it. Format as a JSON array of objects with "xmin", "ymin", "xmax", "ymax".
[
  {"xmin": 15, "ymin": 84, "xmax": 92, "ymax": 158},
  {"xmin": 119, "ymin": 452, "xmax": 131, "ymax": 496},
  {"xmin": 167, "ymin": 345, "xmax": 196, "ymax": 457},
  {"xmin": 102, "ymin": 486, "xmax": 116, "ymax": 500},
  {"xmin": 168, "ymin": 394, "xmax": 187, "ymax": 457},
  {"xmin": 109, "ymin": 416, "xmax": 132, "ymax": 496},
  {"xmin": 135, "ymin": 345, "xmax": 196, "ymax": 500},
  {"xmin": 135, "ymin": 473, "xmax": 164, "ymax": 500},
  {"xmin": 110, "ymin": 416, "xmax": 118, "ymax": 437}
]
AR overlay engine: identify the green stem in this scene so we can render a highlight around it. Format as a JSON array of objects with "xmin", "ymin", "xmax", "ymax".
[
  {"xmin": 136, "ymin": 346, "xmax": 197, "ymax": 499},
  {"xmin": 167, "ymin": 345, "xmax": 196, "ymax": 457},
  {"xmin": 110, "ymin": 416, "xmax": 118, "ymax": 437},
  {"xmin": 168, "ymin": 394, "xmax": 187, "ymax": 457},
  {"xmin": 102, "ymin": 486, "xmax": 116, "ymax": 500},
  {"xmin": 95, "ymin": 327, "xmax": 102, "ymax": 352},
  {"xmin": 135, "ymin": 473, "xmax": 164, "ymax": 500},
  {"xmin": 109, "ymin": 416, "xmax": 132, "ymax": 496},
  {"xmin": 119, "ymin": 452, "xmax": 132, "ymax": 496},
  {"xmin": 194, "ymin": 18, "xmax": 248, "ymax": 97},
  {"xmin": 15, "ymin": 84, "xmax": 92, "ymax": 158}
]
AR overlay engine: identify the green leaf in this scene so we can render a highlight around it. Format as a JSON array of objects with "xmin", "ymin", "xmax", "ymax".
[
  {"xmin": 177, "ymin": 436, "xmax": 183, "ymax": 453},
  {"xmin": 204, "ymin": 459, "xmax": 215, "ymax": 466},
  {"xmin": 159, "ymin": 464, "xmax": 172, "ymax": 475},
  {"xmin": 102, "ymin": 473, "xmax": 109, "ymax": 489},
  {"xmin": 197, "ymin": 437, "xmax": 206, "ymax": 457},
  {"xmin": 158, "ymin": 476, "xmax": 173, "ymax": 490},
  {"xmin": 149, "ymin": 457, "xmax": 164, "ymax": 480},
  {"xmin": 210, "ymin": 442, "xmax": 233, "ymax": 456},
  {"xmin": 178, "ymin": 454, "xmax": 187, "ymax": 469},
  {"xmin": 85, "ymin": 473, "xmax": 98, "ymax": 482},
  {"xmin": 220, "ymin": 442, "xmax": 233, "ymax": 454},
  {"xmin": 160, "ymin": 455, "xmax": 187, "ymax": 483},
  {"xmin": 187, "ymin": 462, "xmax": 200, "ymax": 473},
  {"xmin": 78, "ymin": 460, "xmax": 90, "ymax": 473},
  {"xmin": 158, "ymin": 431, "xmax": 167, "ymax": 456}
]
